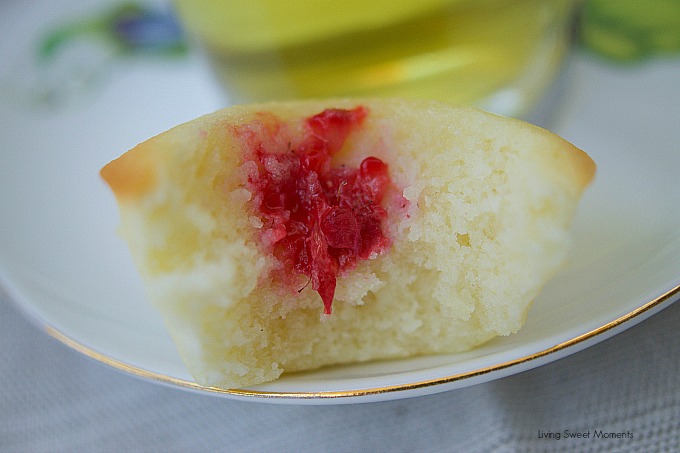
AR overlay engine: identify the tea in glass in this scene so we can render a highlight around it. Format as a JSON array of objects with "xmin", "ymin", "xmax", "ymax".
[{"xmin": 174, "ymin": 0, "xmax": 575, "ymax": 117}]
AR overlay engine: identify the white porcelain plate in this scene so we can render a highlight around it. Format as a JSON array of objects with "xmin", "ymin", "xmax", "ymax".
[{"xmin": 1, "ymin": 1, "xmax": 679, "ymax": 404}]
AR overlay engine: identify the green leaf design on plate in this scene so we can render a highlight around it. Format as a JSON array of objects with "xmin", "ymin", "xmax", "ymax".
[
  {"xmin": 580, "ymin": 0, "xmax": 680, "ymax": 62},
  {"xmin": 38, "ymin": 2, "xmax": 187, "ymax": 62}
]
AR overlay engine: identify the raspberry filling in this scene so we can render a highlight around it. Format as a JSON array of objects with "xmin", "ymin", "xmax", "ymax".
[{"xmin": 243, "ymin": 107, "xmax": 393, "ymax": 314}]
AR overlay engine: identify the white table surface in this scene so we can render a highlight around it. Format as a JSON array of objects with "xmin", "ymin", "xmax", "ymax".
[{"xmin": 2, "ymin": 287, "xmax": 679, "ymax": 452}]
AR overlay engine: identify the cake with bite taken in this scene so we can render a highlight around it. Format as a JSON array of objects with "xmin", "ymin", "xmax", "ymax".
[{"xmin": 101, "ymin": 98, "xmax": 595, "ymax": 389}]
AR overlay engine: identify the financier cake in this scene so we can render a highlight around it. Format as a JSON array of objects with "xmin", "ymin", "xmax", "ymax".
[{"xmin": 100, "ymin": 98, "xmax": 595, "ymax": 389}]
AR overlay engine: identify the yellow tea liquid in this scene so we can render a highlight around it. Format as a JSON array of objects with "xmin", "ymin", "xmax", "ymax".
[{"xmin": 174, "ymin": 0, "xmax": 574, "ymax": 116}]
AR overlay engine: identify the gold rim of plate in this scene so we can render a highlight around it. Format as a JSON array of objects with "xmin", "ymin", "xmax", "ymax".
[{"xmin": 44, "ymin": 284, "xmax": 680, "ymax": 400}]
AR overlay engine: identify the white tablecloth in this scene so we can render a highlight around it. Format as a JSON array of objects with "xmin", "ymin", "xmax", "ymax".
[{"xmin": 2, "ymin": 291, "xmax": 679, "ymax": 452}]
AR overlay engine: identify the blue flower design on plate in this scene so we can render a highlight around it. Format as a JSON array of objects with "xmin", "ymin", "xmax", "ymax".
[{"xmin": 1, "ymin": 2, "xmax": 188, "ymax": 109}]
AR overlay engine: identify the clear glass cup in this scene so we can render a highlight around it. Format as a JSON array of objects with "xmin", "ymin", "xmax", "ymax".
[{"xmin": 173, "ymin": 0, "xmax": 577, "ymax": 118}]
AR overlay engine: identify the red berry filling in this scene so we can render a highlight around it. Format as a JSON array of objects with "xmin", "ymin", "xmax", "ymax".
[{"xmin": 242, "ymin": 106, "xmax": 394, "ymax": 314}]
